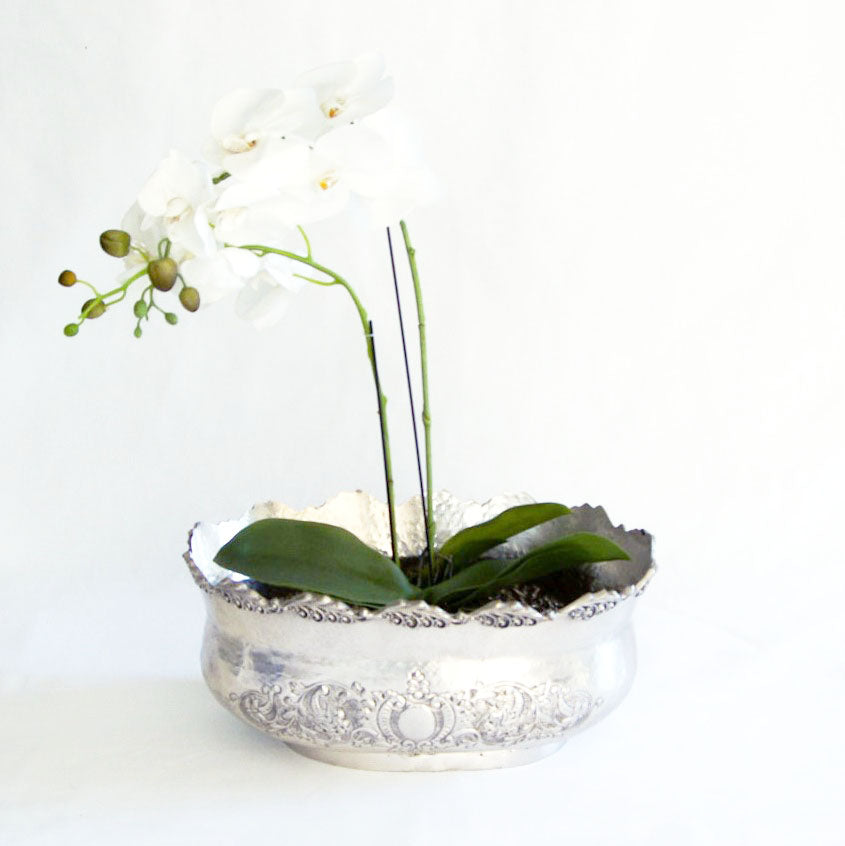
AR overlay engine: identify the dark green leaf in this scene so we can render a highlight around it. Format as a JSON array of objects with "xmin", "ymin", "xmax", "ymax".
[
  {"xmin": 422, "ymin": 558, "xmax": 512, "ymax": 607},
  {"xmin": 427, "ymin": 532, "xmax": 630, "ymax": 611},
  {"xmin": 214, "ymin": 518, "xmax": 419, "ymax": 607},
  {"xmin": 438, "ymin": 502, "xmax": 572, "ymax": 572},
  {"xmin": 492, "ymin": 532, "xmax": 630, "ymax": 590}
]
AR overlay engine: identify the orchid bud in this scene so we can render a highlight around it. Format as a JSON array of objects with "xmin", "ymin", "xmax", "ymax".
[
  {"xmin": 99, "ymin": 229, "xmax": 131, "ymax": 258},
  {"xmin": 82, "ymin": 298, "xmax": 106, "ymax": 319},
  {"xmin": 149, "ymin": 258, "xmax": 178, "ymax": 291},
  {"xmin": 133, "ymin": 300, "xmax": 148, "ymax": 318},
  {"xmin": 63, "ymin": 323, "xmax": 79, "ymax": 337},
  {"xmin": 134, "ymin": 327, "xmax": 143, "ymax": 338},
  {"xmin": 58, "ymin": 270, "xmax": 77, "ymax": 287},
  {"xmin": 179, "ymin": 287, "xmax": 200, "ymax": 312},
  {"xmin": 165, "ymin": 312, "xmax": 178, "ymax": 325}
]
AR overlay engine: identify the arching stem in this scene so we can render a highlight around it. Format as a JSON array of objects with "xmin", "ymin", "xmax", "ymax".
[{"xmin": 235, "ymin": 242, "xmax": 400, "ymax": 564}]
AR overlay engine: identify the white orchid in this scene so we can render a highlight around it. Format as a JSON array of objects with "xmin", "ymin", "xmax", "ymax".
[
  {"xmin": 213, "ymin": 140, "xmax": 347, "ymax": 229},
  {"xmin": 234, "ymin": 253, "xmax": 306, "ymax": 329},
  {"xmin": 201, "ymin": 53, "xmax": 431, "ymax": 234},
  {"xmin": 120, "ymin": 202, "xmax": 170, "ymax": 266},
  {"xmin": 208, "ymin": 87, "xmax": 315, "ymax": 175},
  {"xmin": 295, "ymin": 52, "xmax": 393, "ymax": 139},
  {"xmin": 311, "ymin": 123, "xmax": 436, "ymax": 226},
  {"xmin": 180, "ymin": 247, "xmax": 303, "ymax": 329},
  {"xmin": 178, "ymin": 248, "xmax": 249, "ymax": 305},
  {"xmin": 213, "ymin": 124, "xmax": 428, "ymax": 230},
  {"xmin": 134, "ymin": 150, "xmax": 216, "ymax": 257},
  {"xmin": 211, "ymin": 202, "xmax": 305, "ymax": 251},
  {"xmin": 60, "ymin": 53, "xmax": 441, "ymax": 587},
  {"xmin": 63, "ymin": 54, "xmax": 431, "ymax": 338}
]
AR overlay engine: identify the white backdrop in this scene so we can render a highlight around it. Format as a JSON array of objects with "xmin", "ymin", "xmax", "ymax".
[{"xmin": 2, "ymin": 0, "xmax": 843, "ymax": 843}]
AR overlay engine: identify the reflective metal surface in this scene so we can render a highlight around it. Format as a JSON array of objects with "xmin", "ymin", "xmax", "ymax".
[{"xmin": 186, "ymin": 493, "xmax": 654, "ymax": 771}]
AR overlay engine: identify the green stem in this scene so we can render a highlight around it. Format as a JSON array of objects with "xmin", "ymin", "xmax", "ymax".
[
  {"xmin": 76, "ymin": 279, "xmax": 100, "ymax": 296},
  {"xmin": 148, "ymin": 288, "xmax": 167, "ymax": 314},
  {"xmin": 78, "ymin": 267, "xmax": 148, "ymax": 320},
  {"xmin": 236, "ymin": 242, "xmax": 400, "ymax": 565},
  {"xmin": 103, "ymin": 289, "xmax": 129, "ymax": 307},
  {"xmin": 399, "ymin": 221, "xmax": 435, "ymax": 577},
  {"xmin": 296, "ymin": 226, "xmax": 313, "ymax": 260}
]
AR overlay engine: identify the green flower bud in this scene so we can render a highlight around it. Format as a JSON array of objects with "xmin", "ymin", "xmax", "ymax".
[
  {"xmin": 134, "ymin": 326, "xmax": 143, "ymax": 338},
  {"xmin": 165, "ymin": 312, "xmax": 179, "ymax": 325},
  {"xmin": 63, "ymin": 323, "xmax": 79, "ymax": 337},
  {"xmin": 179, "ymin": 286, "xmax": 200, "ymax": 312},
  {"xmin": 133, "ymin": 300, "xmax": 148, "ymax": 318},
  {"xmin": 149, "ymin": 258, "xmax": 178, "ymax": 291},
  {"xmin": 82, "ymin": 298, "xmax": 106, "ymax": 319},
  {"xmin": 99, "ymin": 229, "xmax": 131, "ymax": 258},
  {"xmin": 58, "ymin": 269, "xmax": 77, "ymax": 287}
]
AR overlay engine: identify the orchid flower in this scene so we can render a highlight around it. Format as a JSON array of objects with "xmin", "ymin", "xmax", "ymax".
[
  {"xmin": 234, "ymin": 253, "xmax": 306, "ymax": 329},
  {"xmin": 213, "ymin": 124, "xmax": 428, "ymax": 229},
  {"xmin": 134, "ymin": 150, "xmax": 216, "ymax": 258},
  {"xmin": 295, "ymin": 52, "xmax": 394, "ymax": 139},
  {"xmin": 180, "ymin": 247, "xmax": 303, "ymax": 330},
  {"xmin": 208, "ymin": 87, "xmax": 315, "ymax": 175},
  {"xmin": 58, "ymin": 53, "xmax": 435, "ymax": 563}
]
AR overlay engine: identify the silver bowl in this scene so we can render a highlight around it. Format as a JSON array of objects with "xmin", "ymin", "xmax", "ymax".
[{"xmin": 185, "ymin": 491, "xmax": 654, "ymax": 771}]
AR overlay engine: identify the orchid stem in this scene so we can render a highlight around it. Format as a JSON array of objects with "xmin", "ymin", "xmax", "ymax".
[
  {"xmin": 398, "ymin": 221, "xmax": 436, "ymax": 580},
  {"xmin": 296, "ymin": 226, "xmax": 313, "ymax": 260},
  {"xmin": 387, "ymin": 227, "xmax": 431, "ymax": 587},
  {"xmin": 369, "ymin": 320, "xmax": 398, "ymax": 565},
  {"xmin": 236, "ymin": 241, "xmax": 400, "ymax": 564},
  {"xmin": 77, "ymin": 267, "xmax": 149, "ymax": 321}
]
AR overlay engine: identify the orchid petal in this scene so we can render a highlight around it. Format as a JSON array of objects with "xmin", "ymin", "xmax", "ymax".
[
  {"xmin": 211, "ymin": 88, "xmax": 313, "ymax": 143},
  {"xmin": 295, "ymin": 53, "xmax": 393, "ymax": 139},
  {"xmin": 261, "ymin": 252, "xmax": 306, "ymax": 292},
  {"xmin": 137, "ymin": 150, "xmax": 207, "ymax": 218},
  {"xmin": 235, "ymin": 271, "xmax": 296, "ymax": 329},
  {"xmin": 180, "ymin": 253, "xmax": 243, "ymax": 305}
]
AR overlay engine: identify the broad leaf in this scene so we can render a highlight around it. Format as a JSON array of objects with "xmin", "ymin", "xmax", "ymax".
[
  {"xmin": 429, "ymin": 532, "xmax": 630, "ymax": 610},
  {"xmin": 422, "ymin": 558, "xmax": 512, "ymax": 607},
  {"xmin": 438, "ymin": 502, "xmax": 572, "ymax": 572},
  {"xmin": 214, "ymin": 518, "xmax": 419, "ymax": 607},
  {"xmin": 491, "ymin": 532, "xmax": 630, "ymax": 591}
]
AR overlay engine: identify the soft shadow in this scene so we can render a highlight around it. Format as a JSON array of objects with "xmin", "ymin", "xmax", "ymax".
[{"xmin": 1, "ymin": 678, "xmax": 404, "ymax": 805}]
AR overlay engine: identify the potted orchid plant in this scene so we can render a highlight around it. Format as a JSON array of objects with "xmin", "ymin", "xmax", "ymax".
[{"xmin": 57, "ymin": 55, "xmax": 655, "ymax": 770}]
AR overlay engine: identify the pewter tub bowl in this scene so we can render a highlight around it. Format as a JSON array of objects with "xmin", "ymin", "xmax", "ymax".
[{"xmin": 185, "ymin": 491, "xmax": 654, "ymax": 771}]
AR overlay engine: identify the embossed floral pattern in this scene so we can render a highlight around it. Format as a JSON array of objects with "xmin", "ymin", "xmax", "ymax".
[{"xmin": 230, "ymin": 668, "xmax": 598, "ymax": 754}]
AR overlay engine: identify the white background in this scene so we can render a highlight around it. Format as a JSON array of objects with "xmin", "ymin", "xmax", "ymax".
[{"xmin": 2, "ymin": 0, "xmax": 843, "ymax": 843}]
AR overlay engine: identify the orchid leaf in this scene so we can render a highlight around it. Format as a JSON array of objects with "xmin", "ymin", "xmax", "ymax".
[
  {"xmin": 214, "ymin": 518, "xmax": 419, "ymax": 607},
  {"xmin": 427, "ymin": 532, "xmax": 630, "ymax": 610},
  {"xmin": 489, "ymin": 532, "xmax": 630, "ymax": 591},
  {"xmin": 438, "ymin": 502, "xmax": 571, "ymax": 572},
  {"xmin": 422, "ymin": 558, "xmax": 512, "ymax": 607}
]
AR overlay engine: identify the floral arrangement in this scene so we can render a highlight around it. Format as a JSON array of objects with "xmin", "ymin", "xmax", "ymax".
[{"xmin": 58, "ymin": 54, "xmax": 629, "ymax": 612}]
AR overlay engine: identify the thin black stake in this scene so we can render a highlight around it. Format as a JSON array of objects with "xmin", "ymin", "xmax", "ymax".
[
  {"xmin": 369, "ymin": 320, "xmax": 397, "ymax": 565},
  {"xmin": 387, "ymin": 227, "xmax": 432, "ymax": 586}
]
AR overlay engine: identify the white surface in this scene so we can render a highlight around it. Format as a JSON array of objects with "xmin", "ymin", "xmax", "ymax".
[{"xmin": 1, "ymin": 0, "xmax": 843, "ymax": 843}]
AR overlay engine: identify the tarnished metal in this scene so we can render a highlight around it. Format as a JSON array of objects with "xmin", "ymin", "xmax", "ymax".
[{"xmin": 186, "ymin": 492, "xmax": 654, "ymax": 771}]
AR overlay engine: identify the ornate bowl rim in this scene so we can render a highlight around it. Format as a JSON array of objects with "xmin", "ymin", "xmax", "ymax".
[{"xmin": 184, "ymin": 491, "xmax": 656, "ymax": 627}]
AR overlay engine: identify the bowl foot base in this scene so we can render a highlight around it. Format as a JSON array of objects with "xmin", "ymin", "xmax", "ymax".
[{"xmin": 285, "ymin": 740, "xmax": 566, "ymax": 771}]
